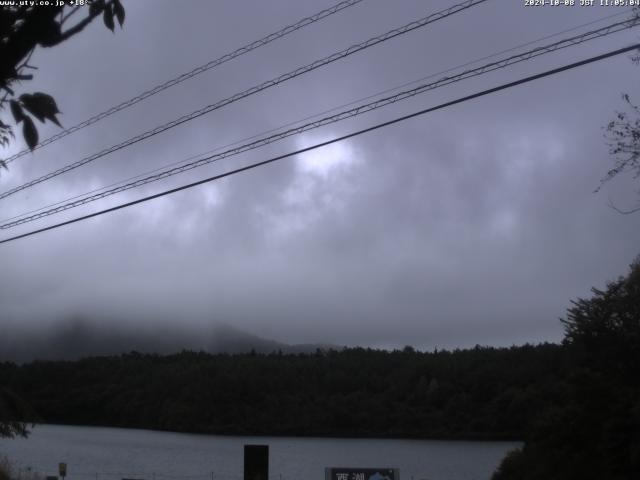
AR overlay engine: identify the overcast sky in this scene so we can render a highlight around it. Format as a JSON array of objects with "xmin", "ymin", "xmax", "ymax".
[{"xmin": 1, "ymin": 0, "xmax": 639, "ymax": 353}]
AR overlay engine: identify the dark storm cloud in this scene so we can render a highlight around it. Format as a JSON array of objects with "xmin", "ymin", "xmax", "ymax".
[{"xmin": 1, "ymin": 0, "xmax": 639, "ymax": 357}]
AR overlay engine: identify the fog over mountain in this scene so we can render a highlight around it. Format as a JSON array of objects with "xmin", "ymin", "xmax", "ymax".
[{"xmin": 0, "ymin": 320, "xmax": 340, "ymax": 363}]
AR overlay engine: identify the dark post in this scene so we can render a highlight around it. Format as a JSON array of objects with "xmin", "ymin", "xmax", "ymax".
[{"xmin": 244, "ymin": 445, "xmax": 269, "ymax": 480}]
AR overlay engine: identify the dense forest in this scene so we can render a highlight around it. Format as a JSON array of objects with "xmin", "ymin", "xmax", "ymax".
[
  {"xmin": 1, "ymin": 343, "xmax": 567, "ymax": 440},
  {"xmin": 492, "ymin": 258, "xmax": 640, "ymax": 479},
  {"xmin": 1, "ymin": 259, "xmax": 638, "ymax": 478}
]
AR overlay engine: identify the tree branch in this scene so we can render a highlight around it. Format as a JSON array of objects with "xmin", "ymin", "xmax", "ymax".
[
  {"xmin": 59, "ymin": 5, "xmax": 82, "ymax": 26},
  {"xmin": 56, "ymin": 6, "xmax": 105, "ymax": 44},
  {"xmin": 607, "ymin": 196, "xmax": 640, "ymax": 215}
]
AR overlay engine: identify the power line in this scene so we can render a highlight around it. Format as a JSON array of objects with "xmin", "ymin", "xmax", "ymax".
[
  {"xmin": 3, "ymin": 7, "xmax": 632, "ymax": 226},
  {"xmin": 1, "ymin": 43, "xmax": 637, "ymax": 246},
  {"xmin": 5, "ymin": 8, "xmax": 633, "ymax": 225},
  {"xmin": 3, "ymin": 16, "xmax": 635, "ymax": 227},
  {"xmin": 2, "ymin": 0, "xmax": 366, "ymax": 165},
  {"xmin": 3, "ymin": 16, "xmax": 638, "ymax": 229},
  {"xmin": 0, "ymin": 0, "xmax": 489, "ymax": 201}
]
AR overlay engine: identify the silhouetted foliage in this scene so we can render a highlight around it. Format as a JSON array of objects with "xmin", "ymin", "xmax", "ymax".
[
  {"xmin": 599, "ymin": 8, "xmax": 640, "ymax": 213},
  {"xmin": 0, "ymin": 0, "xmax": 124, "ymax": 436},
  {"xmin": 601, "ymin": 94, "xmax": 640, "ymax": 214},
  {"xmin": 0, "ymin": 0, "xmax": 125, "ymax": 162},
  {"xmin": 493, "ymin": 258, "xmax": 640, "ymax": 480},
  {"xmin": 0, "ymin": 387, "xmax": 36, "ymax": 438},
  {"xmin": 0, "ymin": 344, "xmax": 567, "ymax": 440}
]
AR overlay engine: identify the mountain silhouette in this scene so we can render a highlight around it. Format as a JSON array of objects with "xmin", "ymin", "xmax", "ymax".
[{"xmin": 0, "ymin": 318, "xmax": 340, "ymax": 363}]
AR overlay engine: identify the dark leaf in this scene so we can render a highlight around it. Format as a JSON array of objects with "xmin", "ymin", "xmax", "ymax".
[
  {"xmin": 22, "ymin": 116, "xmax": 38, "ymax": 150},
  {"xmin": 113, "ymin": 0, "xmax": 125, "ymax": 27},
  {"xmin": 19, "ymin": 93, "xmax": 62, "ymax": 127},
  {"xmin": 89, "ymin": 0, "xmax": 106, "ymax": 16},
  {"xmin": 50, "ymin": 113, "xmax": 62, "ymax": 128},
  {"xmin": 0, "ymin": 159, "xmax": 7, "ymax": 171},
  {"xmin": 103, "ymin": 3, "xmax": 114, "ymax": 31},
  {"xmin": 10, "ymin": 100, "xmax": 24, "ymax": 123},
  {"xmin": 37, "ymin": 19, "xmax": 62, "ymax": 47}
]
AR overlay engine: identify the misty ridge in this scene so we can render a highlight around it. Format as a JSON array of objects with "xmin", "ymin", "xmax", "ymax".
[{"xmin": 0, "ymin": 319, "xmax": 340, "ymax": 363}]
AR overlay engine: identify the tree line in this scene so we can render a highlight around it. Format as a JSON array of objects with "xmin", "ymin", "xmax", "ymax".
[{"xmin": 1, "ymin": 343, "xmax": 567, "ymax": 440}]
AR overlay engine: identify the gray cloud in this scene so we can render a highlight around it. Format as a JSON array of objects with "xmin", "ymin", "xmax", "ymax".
[{"xmin": 1, "ymin": 0, "xmax": 639, "ymax": 357}]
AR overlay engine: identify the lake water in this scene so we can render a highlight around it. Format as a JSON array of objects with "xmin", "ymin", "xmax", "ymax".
[{"xmin": 0, "ymin": 425, "xmax": 518, "ymax": 480}]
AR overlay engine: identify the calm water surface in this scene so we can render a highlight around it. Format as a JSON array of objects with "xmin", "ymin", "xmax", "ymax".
[{"xmin": 0, "ymin": 425, "xmax": 518, "ymax": 480}]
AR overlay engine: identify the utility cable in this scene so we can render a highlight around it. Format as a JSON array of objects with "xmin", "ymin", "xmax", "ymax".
[
  {"xmin": 1, "ymin": 42, "xmax": 637, "ymax": 245},
  {"xmin": 1, "ymin": 0, "xmax": 366, "ymax": 165},
  {"xmin": 2, "ymin": 16, "xmax": 637, "ymax": 230},
  {"xmin": 2, "ymin": 7, "xmax": 632, "ymax": 225},
  {"xmin": 0, "ymin": 0, "xmax": 489, "ymax": 201}
]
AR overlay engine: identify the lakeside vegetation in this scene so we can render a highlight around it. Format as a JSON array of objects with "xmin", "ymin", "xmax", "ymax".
[
  {"xmin": 0, "ymin": 457, "xmax": 12, "ymax": 480},
  {"xmin": 0, "ymin": 456, "xmax": 41, "ymax": 480},
  {"xmin": 492, "ymin": 258, "xmax": 640, "ymax": 479},
  {"xmin": 1, "ymin": 343, "xmax": 567, "ymax": 440}
]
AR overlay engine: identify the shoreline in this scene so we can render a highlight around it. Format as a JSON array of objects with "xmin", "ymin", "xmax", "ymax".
[{"xmin": 23, "ymin": 422, "xmax": 523, "ymax": 443}]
